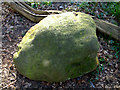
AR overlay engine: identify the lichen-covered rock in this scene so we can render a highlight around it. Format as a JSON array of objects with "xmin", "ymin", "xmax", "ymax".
[{"xmin": 14, "ymin": 12, "xmax": 99, "ymax": 82}]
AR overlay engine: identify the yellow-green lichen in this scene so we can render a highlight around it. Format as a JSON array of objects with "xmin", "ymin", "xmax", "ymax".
[{"xmin": 13, "ymin": 12, "xmax": 99, "ymax": 82}]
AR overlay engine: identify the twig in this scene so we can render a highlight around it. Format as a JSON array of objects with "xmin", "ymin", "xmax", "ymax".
[{"xmin": 6, "ymin": 34, "xmax": 12, "ymax": 42}]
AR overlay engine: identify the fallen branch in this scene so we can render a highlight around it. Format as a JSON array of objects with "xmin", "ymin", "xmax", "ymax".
[
  {"xmin": 6, "ymin": 2, "xmax": 48, "ymax": 22},
  {"xmin": 94, "ymin": 18, "xmax": 120, "ymax": 41},
  {"xmin": 6, "ymin": 1, "xmax": 62, "ymax": 22},
  {"xmin": 6, "ymin": 2, "xmax": 120, "ymax": 41},
  {"xmin": 20, "ymin": 2, "xmax": 62, "ymax": 14}
]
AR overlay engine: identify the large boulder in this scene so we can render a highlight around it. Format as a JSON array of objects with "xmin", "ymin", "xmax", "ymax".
[{"xmin": 14, "ymin": 12, "xmax": 99, "ymax": 82}]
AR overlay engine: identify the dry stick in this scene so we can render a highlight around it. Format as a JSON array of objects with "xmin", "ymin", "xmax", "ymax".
[
  {"xmin": 3, "ymin": 13, "xmax": 9, "ymax": 20},
  {"xmin": 9, "ymin": 69, "xmax": 16, "ymax": 78},
  {"xmin": 93, "ymin": 2, "xmax": 98, "ymax": 12},
  {"xmin": 6, "ymin": 1, "xmax": 62, "ymax": 22},
  {"xmin": 20, "ymin": 2, "xmax": 62, "ymax": 14},
  {"xmin": 6, "ymin": 34, "xmax": 11, "ymax": 42},
  {"xmin": 6, "ymin": 2, "xmax": 47, "ymax": 22},
  {"xmin": 20, "ymin": 2, "xmax": 49, "ymax": 14},
  {"xmin": 14, "ymin": 0, "xmax": 62, "ymax": 15},
  {"xmin": 13, "ymin": 0, "xmax": 47, "ymax": 15}
]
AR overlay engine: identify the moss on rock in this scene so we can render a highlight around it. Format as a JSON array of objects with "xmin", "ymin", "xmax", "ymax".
[{"xmin": 14, "ymin": 12, "xmax": 99, "ymax": 82}]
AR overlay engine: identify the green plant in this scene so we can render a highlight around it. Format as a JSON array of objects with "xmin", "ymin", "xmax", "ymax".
[
  {"xmin": 79, "ymin": 2, "xmax": 89, "ymax": 8},
  {"xmin": 107, "ymin": 2, "xmax": 120, "ymax": 20}
]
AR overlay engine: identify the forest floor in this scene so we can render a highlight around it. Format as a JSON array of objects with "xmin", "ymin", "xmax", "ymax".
[{"xmin": 1, "ymin": 3, "xmax": 120, "ymax": 89}]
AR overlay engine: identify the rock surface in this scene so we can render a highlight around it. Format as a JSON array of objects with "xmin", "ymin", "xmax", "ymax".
[{"xmin": 13, "ymin": 12, "xmax": 99, "ymax": 82}]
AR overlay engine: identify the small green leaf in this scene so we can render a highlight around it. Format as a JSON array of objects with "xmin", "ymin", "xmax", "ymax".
[{"xmin": 95, "ymin": 77, "xmax": 99, "ymax": 80}]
